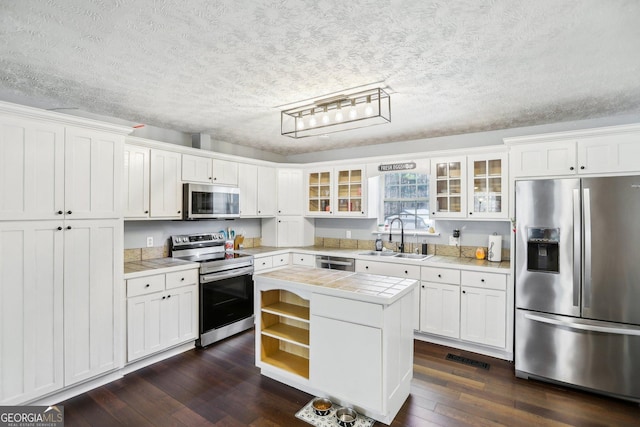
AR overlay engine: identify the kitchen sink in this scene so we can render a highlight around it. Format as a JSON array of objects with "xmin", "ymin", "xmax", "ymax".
[
  {"xmin": 358, "ymin": 251, "xmax": 397, "ymax": 257},
  {"xmin": 393, "ymin": 253, "xmax": 433, "ymax": 260}
]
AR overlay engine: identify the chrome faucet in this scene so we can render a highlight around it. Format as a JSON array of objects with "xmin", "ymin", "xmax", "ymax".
[{"xmin": 389, "ymin": 218, "xmax": 405, "ymax": 253}]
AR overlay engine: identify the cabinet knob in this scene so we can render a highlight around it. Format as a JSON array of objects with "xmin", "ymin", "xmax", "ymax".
[
  {"xmin": 421, "ymin": 285, "xmax": 425, "ymax": 288},
  {"xmin": 462, "ymin": 290, "xmax": 466, "ymax": 294},
  {"xmin": 469, "ymin": 212, "xmax": 473, "ymax": 215},
  {"xmin": 162, "ymin": 296, "xmax": 166, "ymax": 300},
  {"xmin": 404, "ymin": 270, "xmax": 408, "ymax": 274},
  {"xmin": 66, "ymin": 210, "xmax": 72, "ymax": 214},
  {"xmin": 278, "ymin": 210, "xmax": 281, "ymax": 213},
  {"xmin": 361, "ymin": 211, "xmax": 364, "ymax": 214},
  {"xmin": 278, "ymin": 220, "xmax": 282, "ymax": 223},
  {"xmin": 213, "ymin": 177, "xmax": 217, "ymax": 180},
  {"xmin": 365, "ymin": 266, "xmax": 369, "ymax": 269},
  {"xmin": 57, "ymin": 210, "xmax": 63, "ymax": 215},
  {"xmin": 57, "ymin": 226, "xmax": 63, "ymax": 231},
  {"xmin": 209, "ymin": 177, "xmax": 212, "ymax": 180},
  {"xmin": 145, "ymin": 210, "xmax": 149, "ymax": 214},
  {"xmin": 438, "ymin": 274, "xmax": 442, "ymax": 278},
  {"xmin": 432, "ymin": 212, "xmax": 435, "ymax": 215},
  {"xmin": 167, "ymin": 295, "xmax": 171, "ymax": 298},
  {"xmin": 258, "ymin": 210, "xmax": 261, "ymax": 214},
  {"xmin": 580, "ymin": 166, "xmax": 585, "ymax": 170},
  {"xmin": 177, "ymin": 210, "xmax": 181, "ymax": 214},
  {"xmin": 262, "ymin": 262, "xmax": 266, "ymax": 265},
  {"xmin": 481, "ymin": 278, "xmax": 485, "ymax": 282},
  {"xmin": 181, "ymin": 277, "xmax": 185, "ymax": 281},
  {"xmin": 145, "ymin": 284, "xmax": 150, "ymax": 288},
  {"xmin": 66, "ymin": 226, "xmax": 72, "ymax": 230},
  {"xmin": 570, "ymin": 166, "xmax": 575, "ymax": 171}
]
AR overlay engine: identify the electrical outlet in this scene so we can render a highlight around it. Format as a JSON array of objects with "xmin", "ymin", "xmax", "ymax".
[
  {"xmin": 346, "ymin": 230, "xmax": 351, "ymax": 238},
  {"xmin": 146, "ymin": 236, "xmax": 154, "ymax": 247},
  {"xmin": 449, "ymin": 235, "xmax": 460, "ymax": 246}
]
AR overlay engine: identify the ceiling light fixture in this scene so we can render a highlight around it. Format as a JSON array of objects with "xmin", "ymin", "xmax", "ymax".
[{"xmin": 281, "ymin": 87, "xmax": 391, "ymax": 138}]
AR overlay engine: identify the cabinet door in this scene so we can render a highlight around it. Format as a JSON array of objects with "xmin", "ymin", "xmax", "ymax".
[
  {"xmin": 0, "ymin": 116, "xmax": 64, "ymax": 220},
  {"xmin": 65, "ymin": 127, "xmax": 123, "ymax": 219},
  {"xmin": 310, "ymin": 315, "xmax": 382, "ymax": 410},
  {"xmin": 510, "ymin": 141, "xmax": 576, "ymax": 177},
  {"xmin": 182, "ymin": 154, "xmax": 213, "ymax": 183},
  {"xmin": 460, "ymin": 286, "xmax": 506, "ymax": 348},
  {"xmin": 64, "ymin": 219, "xmax": 122, "ymax": 386},
  {"xmin": 162, "ymin": 285, "xmax": 198, "ymax": 348},
  {"xmin": 277, "ymin": 217, "xmax": 301, "ymax": 247},
  {"xmin": 124, "ymin": 145, "xmax": 150, "ymax": 218},
  {"xmin": 0, "ymin": 221, "xmax": 64, "ymax": 404},
  {"xmin": 577, "ymin": 135, "xmax": 640, "ymax": 174},
  {"xmin": 277, "ymin": 169, "xmax": 303, "ymax": 215},
  {"xmin": 127, "ymin": 291, "xmax": 163, "ymax": 362},
  {"xmin": 256, "ymin": 166, "xmax": 276, "ymax": 216},
  {"xmin": 306, "ymin": 169, "xmax": 333, "ymax": 216},
  {"xmin": 430, "ymin": 158, "xmax": 467, "ymax": 218},
  {"xmin": 467, "ymin": 153, "xmax": 508, "ymax": 219},
  {"xmin": 335, "ymin": 167, "xmax": 367, "ymax": 216},
  {"xmin": 212, "ymin": 159, "xmax": 238, "ymax": 185},
  {"xmin": 238, "ymin": 163, "xmax": 258, "ymax": 217},
  {"xmin": 150, "ymin": 149, "xmax": 182, "ymax": 218},
  {"xmin": 420, "ymin": 282, "xmax": 460, "ymax": 338}
]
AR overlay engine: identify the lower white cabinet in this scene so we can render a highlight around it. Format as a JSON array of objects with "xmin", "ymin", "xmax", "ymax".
[
  {"xmin": 126, "ymin": 269, "xmax": 198, "ymax": 362},
  {"xmin": 355, "ymin": 260, "xmax": 420, "ymax": 279},
  {"xmin": 420, "ymin": 282, "xmax": 460, "ymax": 339},
  {"xmin": 459, "ymin": 271, "xmax": 507, "ymax": 348}
]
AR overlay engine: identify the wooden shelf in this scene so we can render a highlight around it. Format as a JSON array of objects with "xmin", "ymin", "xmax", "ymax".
[
  {"xmin": 262, "ymin": 323, "xmax": 309, "ymax": 347},
  {"xmin": 262, "ymin": 302, "xmax": 309, "ymax": 322},
  {"xmin": 262, "ymin": 350, "xmax": 309, "ymax": 378}
]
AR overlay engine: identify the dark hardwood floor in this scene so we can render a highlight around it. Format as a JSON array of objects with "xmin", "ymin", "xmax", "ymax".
[{"xmin": 61, "ymin": 330, "xmax": 640, "ymax": 426}]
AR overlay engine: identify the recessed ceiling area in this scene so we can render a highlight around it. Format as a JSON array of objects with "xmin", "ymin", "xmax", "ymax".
[{"xmin": 1, "ymin": 0, "xmax": 639, "ymax": 156}]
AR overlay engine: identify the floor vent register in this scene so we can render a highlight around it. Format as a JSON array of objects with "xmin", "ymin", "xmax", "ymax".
[{"xmin": 445, "ymin": 353, "xmax": 491, "ymax": 370}]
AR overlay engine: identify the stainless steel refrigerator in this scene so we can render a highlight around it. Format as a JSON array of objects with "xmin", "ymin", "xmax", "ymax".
[{"xmin": 515, "ymin": 176, "xmax": 640, "ymax": 401}]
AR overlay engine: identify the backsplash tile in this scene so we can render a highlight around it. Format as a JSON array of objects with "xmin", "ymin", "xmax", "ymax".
[
  {"xmin": 142, "ymin": 246, "xmax": 165, "ymax": 260},
  {"xmin": 124, "ymin": 248, "xmax": 142, "ymax": 262}
]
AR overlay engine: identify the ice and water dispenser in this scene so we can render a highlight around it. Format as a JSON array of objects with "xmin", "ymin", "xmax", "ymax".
[{"xmin": 527, "ymin": 227, "xmax": 560, "ymax": 273}]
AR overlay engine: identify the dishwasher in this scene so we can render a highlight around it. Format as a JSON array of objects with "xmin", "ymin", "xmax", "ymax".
[{"xmin": 315, "ymin": 255, "xmax": 355, "ymax": 271}]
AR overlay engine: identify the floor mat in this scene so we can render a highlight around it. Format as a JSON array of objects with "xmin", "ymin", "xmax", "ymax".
[
  {"xmin": 446, "ymin": 353, "xmax": 490, "ymax": 370},
  {"xmin": 295, "ymin": 398, "xmax": 375, "ymax": 427}
]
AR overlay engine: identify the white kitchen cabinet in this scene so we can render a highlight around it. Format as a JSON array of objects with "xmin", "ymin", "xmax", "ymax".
[
  {"xmin": 124, "ymin": 144, "xmax": 150, "ymax": 218},
  {"xmin": 466, "ymin": 153, "xmax": 508, "ymax": 219},
  {"xmin": 355, "ymin": 259, "xmax": 420, "ymax": 279},
  {"xmin": 305, "ymin": 166, "xmax": 368, "ymax": 217},
  {"xmin": 0, "ymin": 116, "xmax": 64, "ymax": 221},
  {"xmin": 64, "ymin": 127, "xmax": 124, "ymax": 219},
  {"xmin": 506, "ymin": 124, "xmax": 640, "ymax": 178},
  {"xmin": 460, "ymin": 271, "xmax": 507, "ymax": 348},
  {"xmin": 182, "ymin": 153, "xmax": 213, "ymax": 183},
  {"xmin": 430, "ymin": 157, "xmax": 467, "ymax": 219},
  {"xmin": 277, "ymin": 217, "xmax": 313, "ymax": 247},
  {"xmin": 277, "ymin": 168, "xmax": 303, "ymax": 215},
  {"xmin": 212, "ymin": 158, "xmax": 238, "ymax": 185},
  {"xmin": 0, "ymin": 221, "xmax": 64, "ymax": 404},
  {"xmin": 149, "ymin": 149, "xmax": 182, "ymax": 219},
  {"xmin": 253, "ymin": 253, "xmax": 290, "ymax": 273},
  {"xmin": 291, "ymin": 253, "xmax": 315, "ymax": 267},
  {"xmin": 63, "ymin": 219, "xmax": 123, "ymax": 386},
  {"xmin": 420, "ymin": 282, "xmax": 460, "ymax": 339},
  {"xmin": 0, "ymin": 118, "xmax": 124, "ymax": 221},
  {"xmin": 126, "ymin": 269, "xmax": 198, "ymax": 362},
  {"xmin": 238, "ymin": 164, "xmax": 276, "ymax": 217}
]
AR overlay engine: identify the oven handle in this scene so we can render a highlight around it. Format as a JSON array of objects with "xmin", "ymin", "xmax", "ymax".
[{"xmin": 200, "ymin": 266, "xmax": 255, "ymax": 284}]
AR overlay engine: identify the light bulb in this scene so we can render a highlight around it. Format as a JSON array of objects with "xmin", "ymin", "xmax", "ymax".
[
  {"xmin": 335, "ymin": 104, "xmax": 343, "ymax": 122},
  {"xmin": 364, "ymin": 95, "xmax": 373, "ymax": 116},
  {"xmin": 296, "ymin": 113, "xmax": 304, "ymax": 130},
  {"xmin": 348, "ymin": 99, "xmax": 357, "ymax": 120},
  {"xmin": 309, "ymin": 111, "xmax": 317, "ymax": 127},
  {"xmin": 321, "ymin": 106, "xmax": 330, "ymax": 125}
]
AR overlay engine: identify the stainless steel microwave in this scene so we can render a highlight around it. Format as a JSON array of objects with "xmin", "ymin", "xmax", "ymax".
[{"xmin": 183, "ymin": 183, "xmax": 240, "ymax": 220}]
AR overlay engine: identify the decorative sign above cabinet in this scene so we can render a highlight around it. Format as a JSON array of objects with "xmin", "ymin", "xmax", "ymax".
[{"xmin": 378, "ymin": 162, "xmax": 416, "ymax": 172}]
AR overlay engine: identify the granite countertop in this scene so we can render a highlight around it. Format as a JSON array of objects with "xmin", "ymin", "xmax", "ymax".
[
  {"xmin": 255, "ymin": 265, "xmax": 418, "ymax": 305},
  {"xmin": 124, "ymin": 257, "xmax": 199, "ymax": 279},
  {"xmin": 240, "ymin": 246, "xmax": 511, "ymax": 272}
]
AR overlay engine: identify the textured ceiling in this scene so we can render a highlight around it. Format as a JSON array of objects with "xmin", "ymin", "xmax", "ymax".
[{"xmin": 1, "ymin": 0, "xmax": 639, "ymax": 155}]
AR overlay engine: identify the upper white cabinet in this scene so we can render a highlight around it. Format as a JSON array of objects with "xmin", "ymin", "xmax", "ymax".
[
  {"xmin": 305, "ymin": 166, "xmax": 368, "ymax": 217},
  {"xmin": 238, "ymin": 163, "xmax": 276, "ymax": 217},
  {"xmin": 0, "ymin": 116, "xmax": 124, "ymax": 220},
  {"xmin": 181, "ymin": 153, "xmax": 213, "ymax": 183},
  {"xmin": 466, "ymin": 153, "xmax": 508, "ymax": 219},
  {"xmin": 181, "ymin": 155, "xmax": 238, "ymax": 186},
  {"xmin": 430, "ymin": 153, "xmax": 508, "ymax": 220},
  {"xmin": 124, "ymin": 144, "xmax": 150, "ymax": 218},
  {"xmin": 150, "ymin": 149, "xmax": 182, "ymax": 219},
  {"xmin": 277, "ymin": 168, "xmax": 303, "ymax": 215},
  {"xmin": 507, "ymin": 124, "xmax": 640, "ymax": 178},
  {"xmin": 430, "ymin": 157, "xmax": 467, "ymax": 219}
]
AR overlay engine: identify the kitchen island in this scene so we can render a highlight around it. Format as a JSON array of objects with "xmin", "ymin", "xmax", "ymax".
[{"xmin": 254, "ymin": 266, "xmax": 418, "ymax": 425}]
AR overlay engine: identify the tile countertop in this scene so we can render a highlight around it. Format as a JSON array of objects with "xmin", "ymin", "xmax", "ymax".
[
  {"xmin": 124, "ymin": 258, "xmax": 199, "ymax": 279},
  {"xmin": 240, "ymin": 246, "xmax": 511, "ymax": 273},
  {"xmin": 255, "ymin": 265, "xmax": 418, "ymax": 305}
]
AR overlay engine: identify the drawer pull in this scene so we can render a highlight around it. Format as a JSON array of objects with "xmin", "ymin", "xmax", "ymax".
[
  {"xmin": 404, "ymin": 270, "xmax": 408, "ymax": 274},
  {"xmin": 167, "ymin": 295, "xmax": 171, "ymax": 298},
  {"xmin": 481, "ymin": 279, "xmax": 485, "ymax": 282},
  {"xmin": 162, "ymin": 296, "xmax": 166, "ymax": 300},
  {"xmin": 145, "ymin": 284, "xmax": 150, "ymax": 288},
  {"xmin": 438, "ymin": 274, "xmax": 442, "ymax": 278},
  {"xmin": 181, "ymin": 277, "xmax": 185, "ymax": 281}
]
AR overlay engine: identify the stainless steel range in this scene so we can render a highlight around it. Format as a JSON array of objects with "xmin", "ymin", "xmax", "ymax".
[{"xmin": 170, "ymin": 233, "xmax": 254, "ymax": 347}]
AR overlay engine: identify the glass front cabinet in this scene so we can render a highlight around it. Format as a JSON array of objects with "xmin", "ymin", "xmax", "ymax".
[
  {"xmin": 430, "ymin": 158, "xmax": 467, "ymax": 218},
  {"xmin": 306, "ymin": 167, "xmax": 366, "ymax": 217},
  {"xmin": 430, "ymin": 153, "xmax": 508, "ymax": 220}
]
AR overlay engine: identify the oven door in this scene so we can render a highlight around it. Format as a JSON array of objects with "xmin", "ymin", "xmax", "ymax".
[{"xmin": 200, "ymin": 267, "xmax": 254, "ymax": 335}]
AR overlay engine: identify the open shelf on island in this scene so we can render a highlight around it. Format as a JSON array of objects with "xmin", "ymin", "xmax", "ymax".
[{"xmin": 262, "ymin": 323, "xmax": 310, "ymax": 347}]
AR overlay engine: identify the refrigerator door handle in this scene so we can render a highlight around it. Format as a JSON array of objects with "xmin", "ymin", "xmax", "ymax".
[
  {"xmin": 572, "ymin": 188, "xmax": 581, "ymax": 308},
  {"xmin": 524, "ymin": 313, "xmax": 640, "ymax": 336},
  {"xmin": 583, "ymin": 188, "xmax": 592, "ymax": 309}
]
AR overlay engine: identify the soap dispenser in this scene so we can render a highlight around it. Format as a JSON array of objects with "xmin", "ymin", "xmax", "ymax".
[{"xmin": 375, "ymin": 234, "xmax": 383, "ymax": 251}]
